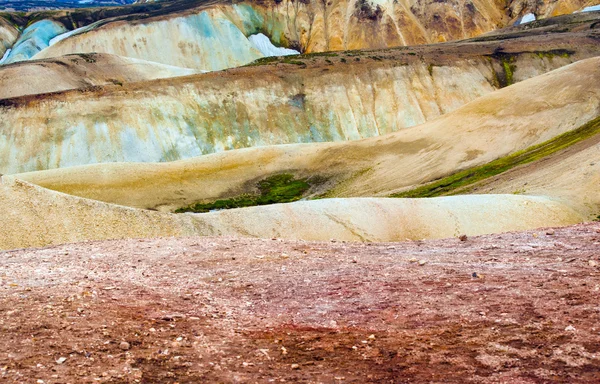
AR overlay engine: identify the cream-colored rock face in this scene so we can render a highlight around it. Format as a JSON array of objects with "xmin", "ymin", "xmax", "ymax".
[
  {"xmin": 189, "ymin": 196, "xmax": 585, "ymax": 242},
  {"xmin": 0, "ymin": 18, "xmax": 19, "ymax": 56},
  {"xmin": 0, "ymin": 177, "xmax": 584, "ymax": 250},
  {"xmin": 34, "ymin": 8, "xmax": 264, "ymax": 71},
  {"xmin": 0, "ymin": 53, "xmax": 198, "ymax": 100},
  {"xmin": 0, "ymin": 51, "xmax": 583, "ymax": 174}
]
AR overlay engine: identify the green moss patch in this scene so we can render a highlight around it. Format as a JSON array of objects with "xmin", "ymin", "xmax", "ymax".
[
  {"xmin": 392, "ymin": 115, "xmax": 600, "ymax": 198},
  {"xmin": 175, "ymin": 174, "xmax": 311, "ymax": 213}
]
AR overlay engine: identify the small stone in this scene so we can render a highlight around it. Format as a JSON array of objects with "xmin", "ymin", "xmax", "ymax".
[
  {"xmin": 565, "ymin": 325, "xmax": 576, "ymax": 332},
  {"xmin": 291, "ymin": 363, "xmax": 300, "ymax": 370},
  {"xmin": 149, "ymin": 328, "xmax": 156, "ymax": 332},
  {"xmin": 472, "ymin": 272, "xmax": 480, "ymax": 278},
  {"xmin": 368, "ymin": 334, "xmax": 376, "ymax": 340},
  {"xmin": 459, "ymin": 234, "xmax": 468, "ymax": 241},
  {"xmin": 589, "ymin": 260, "xmax": 598, "ymax": 267},
  {"xmin": 56, "ymin": 357, "xmax": 67, "ymax": 364},
  {"xmin": 119, "ymin": 341, "xmax": 130, "ymax": 351},
  {"xmin": 418, "ymin": 259, "xmax": 427, "ymax": 266},
  {"xmin": 546, "ymin": 230, "xmax": 555, "ymax": 235},
  {"xmin": 281, "ymin": 346, "xmax": 288, "ymax": 355},
  {"xmin": 409, "ymin": 258, "xmax": 418, "ymax": 263}
]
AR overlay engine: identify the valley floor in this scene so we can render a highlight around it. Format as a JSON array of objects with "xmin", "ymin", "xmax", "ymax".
[{"xmin": 1, "ymin": 223, "xmax": 599, "ymax": 382}]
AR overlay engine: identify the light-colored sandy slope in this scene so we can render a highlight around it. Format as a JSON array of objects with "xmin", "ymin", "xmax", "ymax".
[
  {"xmin": 3, "ymin": 35, "xmax": 596, "ymax": 174},
  {"xmin": 463, "ymin": 132, "xmax": 600, "ymax": 219},
  {"xmin": 0, "ymin": 176, "xmax": 584, "ymax": 250},
  {"xmin": 17, "ymin": 57, "xmax": 600, "ymax": 212},
  {"xmin": 183, "ymin": 195, "xmax": 585, "ymax": 241},
  {"xmin": 0, "ymin": 178, "xmax": 201, "ymax": 251},
  {"xmin": 0, "ymin": 17, "xmax": 18, "ymax": 56},
  {"xmin": 0, "ymin": 53, "xmax": 197, "ymax": 99}
]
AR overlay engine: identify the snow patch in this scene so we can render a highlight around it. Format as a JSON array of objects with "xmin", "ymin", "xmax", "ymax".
[
  {"xmin": 0, "ymin": 49, "xmax": 11, "ymax": 65},
  {"xmin": 248, "ymin": 33, "xmax": 299, "ymax": 57},
  {"xmin": 518, "ymin": 13, "xmax": 536, "ymax": 24},
  {"xmin": 49, "ymin": 25, "xmax": 88, "ymax": 46}
]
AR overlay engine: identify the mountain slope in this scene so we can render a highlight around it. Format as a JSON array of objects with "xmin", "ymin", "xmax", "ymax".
[
  {"xmin": 2, "ymin": 0, "xmax": 594, "ymax": 70},
  {"xmin": 0, "ymin": 177, "xmax": 584, "ymax": 250},
  {"xmin": 16, "ymin": 57, "xmax": 600, "ymax": 212},
  {"xmin": 0, "ymin": 53, "xmax": 197, "ymax": 99},
  {"xmin": 2, "ymin": 25, "xmax": 598, "ymax": 174}
]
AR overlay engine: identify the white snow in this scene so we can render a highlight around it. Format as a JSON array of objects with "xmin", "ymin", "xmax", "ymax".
[
  {"xmin": 518, "ymin": 13, "xmax": 536, "ymax": 24},
  {"xmin": 579, "ymin": 4, "xmax": 600, "ymax": 12},
  {"xmin": 49, "ymin": 25, "xmax": 90, "ymax": 46},
  {"xmin": 248, "ymin": 33, "xmax": 299, "ymax": 57},
  {"xmin": 0, "ymin": 49, "xmax": 11, "ymax": 65}
]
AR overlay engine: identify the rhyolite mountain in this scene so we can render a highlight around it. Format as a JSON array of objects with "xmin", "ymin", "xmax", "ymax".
[{"xmin": 0, "ymin": 0, "xmax": 598, "ymax": 249}]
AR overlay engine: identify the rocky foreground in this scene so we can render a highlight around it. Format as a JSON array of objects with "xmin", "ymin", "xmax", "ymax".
[{"xmin": 1, "ymin": 223, "xmax": 600, "ymax": 383}]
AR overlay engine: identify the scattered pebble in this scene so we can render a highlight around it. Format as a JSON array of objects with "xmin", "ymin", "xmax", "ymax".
[
  {"xmin": 459, "ymin": 234, "xmax": 468, "ymax": 241},
  {"xmin": 291, "ymin": 363, "xmax": 300, "ymax": 370},
  {"xmin": 546, "ymin": 230, "xmax": 555, "ymax": 235},
  {"xmin": 589, "ymin": 260, "xmax": 598, "ymax": 267},
  {"xmin": 56, "ymin": 357, "xmax": 67, "ymax": 364},
  {"xmin": 119, "ymin": 341, "xmax": 130, "ymax": 351},
  {"xmin": 418, "ymin": 259, "xmax": 427, "ymax": 266},
  {"xmin": 565, "ymin": 325, "xmax": 576, "ymax": 332}
]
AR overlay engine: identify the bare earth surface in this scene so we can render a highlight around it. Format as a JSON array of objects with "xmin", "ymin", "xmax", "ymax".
[{"xmin": 1, "ymin": 223, "xmax": 600, "ymax": 383}]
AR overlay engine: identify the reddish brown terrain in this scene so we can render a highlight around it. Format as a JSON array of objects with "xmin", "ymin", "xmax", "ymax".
[{"xmin": 1, "ymin": 223, "xmax": 599, "ymax": 383}]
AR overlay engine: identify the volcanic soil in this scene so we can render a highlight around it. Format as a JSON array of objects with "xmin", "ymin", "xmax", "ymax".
[{"xmin": 1, "ymin": 223, "xmax": 600, "ymax": 383}]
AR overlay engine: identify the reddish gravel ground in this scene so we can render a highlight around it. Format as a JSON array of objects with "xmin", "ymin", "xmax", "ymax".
[{"xmin": 1, "ymin": 223, "xmax": 600, "ymax": 383}]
